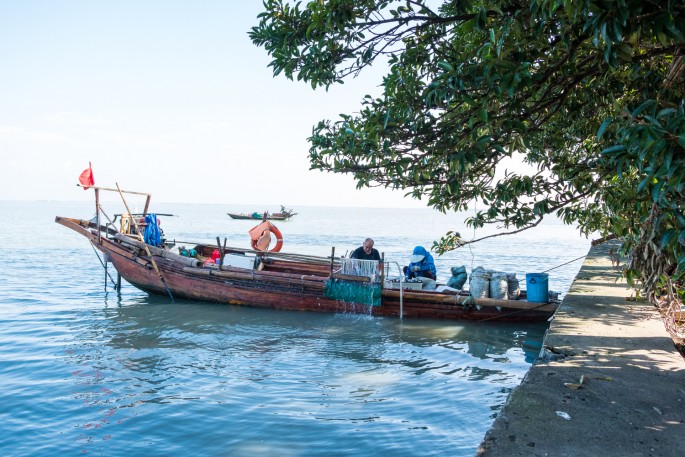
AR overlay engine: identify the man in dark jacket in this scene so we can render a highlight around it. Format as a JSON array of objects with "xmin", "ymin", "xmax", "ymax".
[{"xmin": 350, "ymin": 238, "xmax": 381, "ymax": 261}]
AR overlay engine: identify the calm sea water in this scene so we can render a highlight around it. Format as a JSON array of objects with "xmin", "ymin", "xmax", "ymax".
[{"xmin": 0, "ymin": 201, "xmax": 591, "ymax": 456}]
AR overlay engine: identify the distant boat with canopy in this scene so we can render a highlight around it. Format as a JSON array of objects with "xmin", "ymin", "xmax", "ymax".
[{"xmin": 227, "ymin": 206, "xmax": 297, "ymax": 221}]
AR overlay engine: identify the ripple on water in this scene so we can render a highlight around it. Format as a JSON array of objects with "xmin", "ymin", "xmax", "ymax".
[{"xmin": 0, "ymin": 202, "xmax": 591, "ymax": 456}]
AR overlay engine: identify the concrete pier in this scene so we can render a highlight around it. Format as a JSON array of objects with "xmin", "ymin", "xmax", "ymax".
[{"xmin": 477, "ymin": 241, "xmax": 685, "ymax": 457}]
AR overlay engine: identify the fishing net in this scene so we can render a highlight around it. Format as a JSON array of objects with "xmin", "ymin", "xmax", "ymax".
[
  {"xmin": 325, "ymin": 279, "xmax": 382, "ymax": 307},
  {"xmin": 339, "ymin": 258, "xmax": 380, "ymax": 282}
]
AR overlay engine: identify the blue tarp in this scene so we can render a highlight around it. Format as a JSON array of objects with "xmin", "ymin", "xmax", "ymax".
[{"xmin": 144, "ymin": 213, "xmax": 162, "ymax": 247}]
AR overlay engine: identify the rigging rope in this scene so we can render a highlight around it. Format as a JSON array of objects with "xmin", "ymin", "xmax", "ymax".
[
  {"xmin": 541, "ymin": 255, "xmax": 587, "ymax": 273},
  {"xmin": 463, "ymin": 199, "xmax": 586, "ymax": 278},
  {"xmin": 90, "ymin": 241, "xmax": 118, "ymax": 289}
]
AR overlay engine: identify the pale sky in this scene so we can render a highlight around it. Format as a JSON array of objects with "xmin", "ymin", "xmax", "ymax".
[{"xmin": 0, "ymin": 1, "xmax": 428, "ymax": 208}]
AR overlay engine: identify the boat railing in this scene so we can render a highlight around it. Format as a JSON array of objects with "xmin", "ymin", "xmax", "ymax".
[{"xmin": 384, "ymin": 261, "xmax": 405, "ymax": 319}]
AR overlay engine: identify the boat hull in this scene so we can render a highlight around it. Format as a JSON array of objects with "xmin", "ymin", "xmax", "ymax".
[{"xmin": 56, "ymin": 216, "xmax": 557, "ymax": 322}]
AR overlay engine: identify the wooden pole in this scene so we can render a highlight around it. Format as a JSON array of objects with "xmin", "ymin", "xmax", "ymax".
[
  {"xmin": 95, "ymin": 188, "xmax": 101, "ymax": 245},
  {"xmin": 77, "ymin": 183, "xmax": 151, "ymax": 197},
  {"xmin": 221, "ymin": 237, "xmax": 227, "ymax": 268},
  {"xmin": 216, "ymin": 236, "xmax": 227, "ymax": 268},
  {"xmin": 143, "ymin": 194, "xmax": 151, "ymax": 215},
  {"xmin": 115, "ymin": 182, "xmax": 174, "ymax": 302},
  {"xmin": 216, "ymin": 236, "xmax": 221, "ymax": 267},
  {"xmin": 329, "ymin": 247, "xmax": 335, "ymax": 276}
]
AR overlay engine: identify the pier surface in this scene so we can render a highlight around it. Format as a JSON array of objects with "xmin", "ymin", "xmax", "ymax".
[{"xmin": 478, "ymin": 241, "xmax": 685, "ymax": 457}]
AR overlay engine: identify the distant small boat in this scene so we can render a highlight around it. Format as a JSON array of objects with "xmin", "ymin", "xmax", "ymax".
[{"xmin": 228, "ymin": 206, "xmax": 297, "ymax": 221}]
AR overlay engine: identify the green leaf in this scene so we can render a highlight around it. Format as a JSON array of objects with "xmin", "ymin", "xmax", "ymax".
[
  {"xmin": 657, "ymin": 108, "xmax": 676, "ymax": 118},
  {"xmin": 437, "ymin": 61, "xmax": 453, "ymax": 72},
  {"xmin": 601, "ymin": 145, "xmax": 626, "ymax": 155},
  {"xmin": 462, "ymin": 95, "xmax": 478, "ymax": 107},
  {"xmin": 678, "ymin": 134, "xmax": 685, "ymax": 148},
  {"xmin": 660, "ymin": 229, "xmax": 678, "ymax": 248},
  {"xmin": 632, "ymin": 100, "xmax": 655, "ymax": 117},
  {"xmin": 597, "ymin": 118, "xmax": 612, "ymax": 140}
]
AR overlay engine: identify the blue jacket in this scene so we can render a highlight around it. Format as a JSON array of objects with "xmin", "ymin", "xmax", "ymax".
[{"xmin": 406, "ymin": 246, "xmax": 437, "ymax": 280}]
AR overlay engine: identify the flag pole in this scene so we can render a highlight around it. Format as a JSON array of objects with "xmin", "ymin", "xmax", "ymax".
[{"xmin": 95, "ymin": 187, "xmax": 101, "ymax": 245}]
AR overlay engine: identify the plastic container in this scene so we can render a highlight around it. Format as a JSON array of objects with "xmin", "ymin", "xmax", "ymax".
[{"xmin": 526, "ymin": 273, "xmax": 549, "ymax": 303}]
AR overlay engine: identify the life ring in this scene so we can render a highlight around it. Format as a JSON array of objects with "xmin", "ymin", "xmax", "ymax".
[{"xmin": 248, "ymin": 221, "xmax": 283, "ymax": 252}]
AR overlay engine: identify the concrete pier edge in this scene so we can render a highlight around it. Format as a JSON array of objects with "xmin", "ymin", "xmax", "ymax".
[{"xmin": 477, "ymin": 240, "xmax": 685, "ymax": 457}]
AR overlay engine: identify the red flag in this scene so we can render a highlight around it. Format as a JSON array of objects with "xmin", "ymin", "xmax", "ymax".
[{"xmin": 79, "ymin": 162, "xmax": 95, "ymax": 189}]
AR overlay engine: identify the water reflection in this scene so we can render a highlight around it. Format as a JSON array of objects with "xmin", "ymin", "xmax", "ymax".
[
  {"xmin": 94, "ymin": 298, "xmax": 548, "ymax": 362},
  {"xmin": 69, "ymin": 297, "xmax": 550, "ymax": 413},
  {"xmin": 58, "ymin": 284, "xmax": 550, "ymax": 457}
]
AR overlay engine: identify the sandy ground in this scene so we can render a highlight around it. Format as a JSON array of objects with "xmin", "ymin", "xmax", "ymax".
[{"xmin": 477, "ymin": 241, "xmax": 685, "ymax": 457}]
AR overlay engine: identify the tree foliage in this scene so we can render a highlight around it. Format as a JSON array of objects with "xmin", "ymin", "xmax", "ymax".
[{"xmin": 250, "ymin": 1, "xmax": 685, "ymax": 301}]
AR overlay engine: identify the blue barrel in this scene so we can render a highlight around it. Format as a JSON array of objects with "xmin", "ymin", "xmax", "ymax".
[{"xmin": 526, "ymin": 273, "xmax": 549, "ymax": 303}]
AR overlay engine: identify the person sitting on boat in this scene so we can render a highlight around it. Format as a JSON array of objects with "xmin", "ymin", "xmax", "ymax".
[
  {"xmin": 404, "ymin": 246, "xmax": 437, "ymax": 280},
  {"xmin": 350, "ymin": 238, "xmax": 381, "ymax": 261}
]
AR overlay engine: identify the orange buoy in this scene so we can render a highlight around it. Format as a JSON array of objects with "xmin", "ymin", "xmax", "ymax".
[{"xmin": 249, "ymin": 221, "xmax": 283, "ymax": 252}]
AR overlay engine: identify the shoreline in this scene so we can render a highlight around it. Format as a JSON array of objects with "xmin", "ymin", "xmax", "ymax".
[{"xmin": 477, "ymin": 240, "xmax": 685, "ymax": 456}]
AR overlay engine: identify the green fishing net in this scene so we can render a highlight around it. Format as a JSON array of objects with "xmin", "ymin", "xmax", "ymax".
[{"xmin": 324, "ymin": 279, "xmax": 382, "ymax": 307}]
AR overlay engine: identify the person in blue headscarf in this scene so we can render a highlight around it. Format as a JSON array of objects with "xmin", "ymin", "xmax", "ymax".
[{"xmin": 404, "ymin": 246, "xmax": 437, "ymax": 280}]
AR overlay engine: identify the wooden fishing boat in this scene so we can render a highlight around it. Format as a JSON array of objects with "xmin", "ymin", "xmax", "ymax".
[
  {"xmin": 56, "ymin": 186, "xmax": 558, "ymax": 322},
  {"xmin": 228, "ymin": 207, "xmax": 297, "ymax": 221}
]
